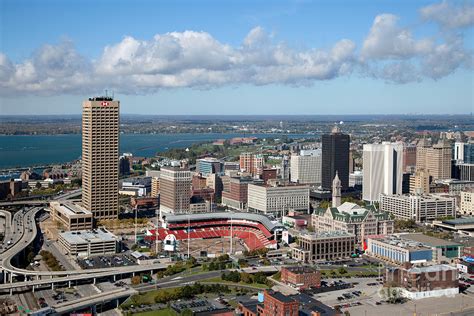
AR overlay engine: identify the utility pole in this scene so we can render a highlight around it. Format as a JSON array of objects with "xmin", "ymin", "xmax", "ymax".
[
  {"xmin": 155, "ymin": 210, "xmax": 159, "ymax": 254},
  {"xmin": 230, "ymin": 213, "xmax": 233, "ymax": 255},
  {"xmin": 134, "ymin": 207, "xmax": 138, "ymax": 244},
  {"xmin": 187, "ymin": 214, "xmax": 190, "ymax": 260}
]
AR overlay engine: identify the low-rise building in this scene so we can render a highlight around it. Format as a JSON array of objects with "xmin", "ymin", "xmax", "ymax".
[
  {"xmin": 349, "ymin": 171, "xmax": 363, "ymax": 188},
  {"xmin": 430, "ymin": 179, "xmax": 474, "ymax": 196},
  {"xmin": 385, "ymin": 263, "xmax": 459, "ymax": 300},
  {"xmin": 237, "ymin": 292, "xmax": 339, "ymax": 316},
  {"xmin": 222, "ymin": 177, "xmax": 255, "ymax": 210},
  {"xmin": 366, "ymin": 235, "xmax": 434, "ymax": 265},
  {"xmin": 433, "ymin": 217, "xmax": 474, "ymax": 234},
  {"xmin": 120, "ymin": 177, "xmax": 151, "ymax": 197},
  {"xmin": 58, "ymin": 228, "xmax": 118, "ymax": 257},
  {"xmin": 280, "ymin": 266, "xmax": 321, "ymax": 290},
  {"xmin": 247, "ymin": 183, "xmax": 309, "ymax": 216},
  {"xmin": 368, "ymin": 233, "xmax": 463, "ymax": 264},
  {"xmin": 312, "ymin": 202, "xmax": 394, "ymax": 246},
  {"xmin": 50, "ymin": 201, "xmax": 93, "ymax": 231},
  {"xmin": 0, "ymin": 179, "xmax": 22, "ymax": 199},
  {"xmin": 379, "ymin": 194, "xmax": 455, "ymax": 222},
  {"xmin": 460, "ymin": 189, "xmax": 474, "ymax": 216},
  {"xmin": 291, "ymin": 231, "xmax": 355, "ymax": 263},
  {"xmin": 260, "ymin": 290, "xmax": 299, "ymax": 316},
  {"xmin": 196, "ymin": 157, "xmax": 222, "ymax": 176},
  {"xmin": 399, "ymin": 233, "xmax": 462, "ymax": 262}
]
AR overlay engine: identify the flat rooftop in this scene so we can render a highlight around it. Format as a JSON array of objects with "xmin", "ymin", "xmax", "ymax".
[
  {"xmin": 408, "ymin": 264, "xmax": 457, "ymax": 273},
  {"xmin": 60, "ymin": 228, "xmax": 117, "ymax": 244},
  {"xmin": 443, "ymin": 217, "xmax": 474, "ymax": 225},
  {"xmin": 300, "ymin": 231, "xmax": 355, "ymax": 240},
  {"xmin": 51, "ymin": 202, "xmax": 92, "ymax": 216},
  {"xmin": 399, "ymin": 233, "xmax": 461, "ymax": 247},
  {"xmin": 369, "ymin": 235, "xmax": 431, "ymax": 251},
  {"xmin": 266, "ymin": 290, "xmax": 296, "ymax": 303},
  {"xmin": 283, "ymin": 266, "xmax": 318, "ymax": 274}
]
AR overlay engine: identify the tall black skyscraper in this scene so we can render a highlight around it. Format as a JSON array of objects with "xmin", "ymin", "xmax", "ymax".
[{"xmin": 321, "ymin": 126, "xmax": 350, "ymax": 191}]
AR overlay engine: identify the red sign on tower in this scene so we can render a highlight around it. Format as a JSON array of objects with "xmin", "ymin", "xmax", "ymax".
[{"xmin": 101, "ymin": 101, "xmax": 109, "ymax": 106}]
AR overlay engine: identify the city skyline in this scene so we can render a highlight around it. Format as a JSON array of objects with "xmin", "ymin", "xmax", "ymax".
[{"xmin": 0, "ymin": 0, "xmax": 473, "ymax": 115}]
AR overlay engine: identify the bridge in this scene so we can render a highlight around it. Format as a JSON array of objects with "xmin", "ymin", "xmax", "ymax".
[{"xmin": 0, "ymin": 206, "xmax": 170, "ymax": 294}]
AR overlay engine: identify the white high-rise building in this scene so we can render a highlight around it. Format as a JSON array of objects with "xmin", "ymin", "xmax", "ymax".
[
  {"xmin": 290, "ymin": 149, "xmax": 322, "ymax": 185},
  {"xmin": 363, "ymin": 142, "xmax": 403, "ymax": 202},
  {"xmin": 454, "ymin": 142, "xmax": 465, "ymax": 162}
]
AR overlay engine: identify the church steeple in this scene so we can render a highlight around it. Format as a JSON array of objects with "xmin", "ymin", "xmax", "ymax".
[{"xmin": 332, "ymin": 171, "xmax": 341, "ymax": 208}]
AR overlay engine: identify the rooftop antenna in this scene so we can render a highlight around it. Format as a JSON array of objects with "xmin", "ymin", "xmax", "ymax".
[
  {"xmin": 105, "ymin": 89, "xmax": 108, "ymax": 98},
  {"xmin": 112, "ymin": 90, "xmax": 115, "ymax": 100}
]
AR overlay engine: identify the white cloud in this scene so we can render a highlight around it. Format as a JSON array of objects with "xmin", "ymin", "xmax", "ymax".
[
  {"xmin": 420, "ymin": 1, "xmax": 474, "ymax": 29},
  {"xmin": 0, "ymin": 27, "xmax": 357, "ymax": 95},
  {"xmin": 421, "ymin": 38, "xmax": 472, "ymax": 79},
  {"xmin": 361, "ymin": 14, "xmax": 433, "ymax": 60},
  {"xmin": 368, "ymin": 62, "xmax": 421, "ymax": 84},
  {"xmin": 0, "ymin": 8, "xmax": 472, "ymax": 96}
]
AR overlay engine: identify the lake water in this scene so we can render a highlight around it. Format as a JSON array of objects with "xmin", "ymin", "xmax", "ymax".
[{"xmin": 0, "ymin": 133, "xmax": 308, "ymax": 170}]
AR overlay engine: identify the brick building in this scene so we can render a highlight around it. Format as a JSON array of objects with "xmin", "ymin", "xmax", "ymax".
[
  {"xmin": 281, "ymin": 266, "xmax": 321, "ymax": 290},
  {"xmin": 260, "ymin": 290, "xmax": 299, "ymax": 316},
  {"xmin": 385, "ymin": 263, "xmax": 459, "ymax": 300},
  {"xmin": 221, "ymin": 177, "xmax": 255, "ymax": 210},
  {"xmin": 262, "ymin": 169, "xmax": 277, "ymax": 185}
]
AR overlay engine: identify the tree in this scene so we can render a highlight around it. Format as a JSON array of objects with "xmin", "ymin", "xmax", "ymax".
[
  {"xmin": 240, "ymin": 272, "xmax": 253, "ymax": 284},
  {"xmin": 131, "ymin": 276, "xmax": 141, "ymax": 285},
  {"xmin": 253, "ymin": 272, "xmax": 267, "ymax": 284},
  {"xmin": 338, "ymin": 267, "xmax": 348, "ymax": 275},
  {"xmin": 319, "ymin": 201, "xmax": 330, "ymax": 209},
  {"xmin": 181, "ymin": 285, "xmax": 194, "ymax": 298},
  {"xmin": 186, "ymin": 256, "xmax": 197, "ymax": 267}
]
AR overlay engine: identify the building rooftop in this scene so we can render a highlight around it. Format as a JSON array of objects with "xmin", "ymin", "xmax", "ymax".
[
  {"xmin": 399, "ymin": 233, "xmax": 461, "ymax": 247},
  {"xmin": 161, "ymin": 166, "xmax": 190, "ymax": 171},
  {"xmin": 291, "ymin": 293, "xmax": 338, "ymax": 316},
  {"xmin": 299, "ymin": 230, "xmax": 355, "ymax": 240},
  {"xmin": 266, "ymin": 290, "xmax": 296, "ymax": 303},
  {"xmin": 313, "ymin": 202, "xmax": 392, "ymax": 223},
  {"xmin": 443, "ymin": 217, "xmax": 474, "ymax": 225},
  {"xmin": 60, "ymin": 228, "xmax": 117, "ymax": 244},
  {"xmin": 407, "ymin": 264, "xmax": 457, "ymax": 274},
  {"xmin": 50, "ymin": 201, "xmax": 91, "ymax": 216},
  {"xmin": 380, "ymin": 193, "xmax": 454, "ymax": 201},
  {"xmin": 369, "ymin": 235, "xmax": 432, "ymax": 252},
  {"xmin": 283, "ymin": 266, "xmax": 318, "ymax": 274}
]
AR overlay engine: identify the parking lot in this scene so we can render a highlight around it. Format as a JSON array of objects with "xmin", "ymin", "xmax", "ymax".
[
  {"xmin": 77, "ymin": 253, "xmax": 137, "ymax": 269},
  {"xmin": 313, "ymin": 277, "xmax": 384, "ymax": 307}
]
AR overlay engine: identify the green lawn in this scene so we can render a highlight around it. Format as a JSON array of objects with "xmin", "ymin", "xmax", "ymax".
[
  {"xmin": 320, "ymin": 269, "xmax": 379, "ymax": 278},
  {"xmin": 132, "ymin": 308, "xmax": 177, "ymax": 316},
  {"xmin": 200, "ymin": 276, "xmax": 269, "ymax": 289}
]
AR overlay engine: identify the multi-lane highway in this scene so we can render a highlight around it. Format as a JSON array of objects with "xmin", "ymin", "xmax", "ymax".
[
  {"xmin": 0, "ymin": 205, "xmax": 172, "ymax": 294},
  {"xmin": 0, "ymin": 189, "xmax": 82, "ymax": 207}
]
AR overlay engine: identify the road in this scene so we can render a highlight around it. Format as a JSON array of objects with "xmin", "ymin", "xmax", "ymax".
[
  {"xmin": 0, "ymin": 189, "xmax": 82, "ymax": 207},
  {"xmin": 53, "ymin": 287, "xmax": 137, "ymax": 314}
]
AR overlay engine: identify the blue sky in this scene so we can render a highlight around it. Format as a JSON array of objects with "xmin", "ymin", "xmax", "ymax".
[{"xmin": 0, "ymin": 0, "xmax": 473, "ymax": 114}]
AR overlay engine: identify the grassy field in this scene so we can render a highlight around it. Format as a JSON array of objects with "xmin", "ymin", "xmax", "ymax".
[
  {"xmin": 132, "ymin": 308, "xmax": 177, "ymax": 316},
  {"xmin": 320, "ymin": 269, "xmax": 379, "ymax": 278},
  {"xmin": 200, "ymin": 276, "xmax": 270, "ymax": 289}
]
